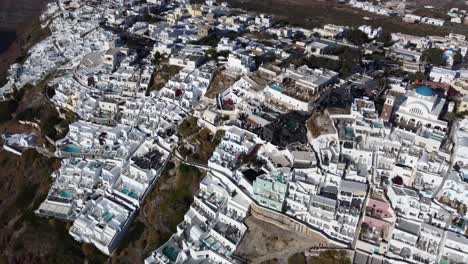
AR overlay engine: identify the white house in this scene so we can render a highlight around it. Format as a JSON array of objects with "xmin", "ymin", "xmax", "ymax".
[{"xmin": 429, "ymin": 67, "xmax": 458, "ymax": 84}]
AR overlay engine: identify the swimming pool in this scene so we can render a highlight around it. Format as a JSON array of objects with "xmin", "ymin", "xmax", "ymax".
[
  {"xmin": 128, "ymin": 191, "xmax": 138, "ymax": 199},
  {"xmin": 120, "ymin": 188, "xmax": 139, "ymax": 199},
  {"xmin": 162, "ymin": 246, "xmax": 179, "ymax": 262},
  {"xmin": 62, "ymin": 145, "xmax": 82, "ymax": 153},
  {"xmin": 372, "ymin": 121, "xmax": 383, "ymax": 129},
  {"xmin": 271, "ymin": 85, "xmax": 286, "ymax": 93},
  {"xmin": 60, "ymin": 191, "xmax": 74, "ymax": 199},
  {"xmin": 102, "ymin": 211, "xmax": 114, "ymax": 222},
  {"xmin": 345, "ymin": 127, "xmax": 354, "ymax": 137}
]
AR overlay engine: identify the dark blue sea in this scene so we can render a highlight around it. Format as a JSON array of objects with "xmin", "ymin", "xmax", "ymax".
[{"xmin": 0, "ymin": 31, "xmax": 16, "ymax": 54}]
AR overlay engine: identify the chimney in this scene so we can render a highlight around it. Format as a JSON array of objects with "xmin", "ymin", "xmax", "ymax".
[{"xmin": 380, "ymin": 96, "xmax": 395, "ymax": 122}]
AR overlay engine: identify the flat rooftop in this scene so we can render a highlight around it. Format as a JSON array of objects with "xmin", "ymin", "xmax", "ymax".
[{"xmin": 271, "ymin": 79, "xmax": 316, "ymax": 103}]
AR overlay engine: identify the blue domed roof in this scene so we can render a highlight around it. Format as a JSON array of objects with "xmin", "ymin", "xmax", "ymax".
[{"xmin": 416, "ymin": 86, "xmax": 434, "ymax": 97}]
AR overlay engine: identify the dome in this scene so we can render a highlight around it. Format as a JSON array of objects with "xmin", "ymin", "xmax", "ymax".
[{"xmin": 416, "ymin": 86, "xmax": 434, "ymax": 97}]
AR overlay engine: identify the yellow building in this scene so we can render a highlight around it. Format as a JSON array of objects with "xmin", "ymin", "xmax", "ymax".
[
  {"xmin": 187, "ymin": 4, "xmax": 203, "ymax": 17},
  {"xmin": 451, "ymin": 79, "xmax": 468, "ymax": 96},
  {"xmin": 459, "ymin": 96, "xmax": 468, "ymax": 114},
  {"xmin": 225, "ymin": 17, "xmax": 236, "ymax": 24}
]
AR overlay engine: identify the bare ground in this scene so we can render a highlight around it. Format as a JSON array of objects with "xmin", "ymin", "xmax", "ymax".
[
  {"xmin": 205, "ymin": 68, "xmax": 239, "ymax": 99},
  {"xmin": 147, "ymin": 63, "xmax": 181, "ymax": 94},
  {"xmin": 235, "ymin": 215, "xmax": 328, "ymax": 264}
]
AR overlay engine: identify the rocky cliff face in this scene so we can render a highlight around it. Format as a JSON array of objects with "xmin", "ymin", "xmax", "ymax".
[{"xmin": 0, "ymin": 0, "xmax": 47, "ymax": 76}]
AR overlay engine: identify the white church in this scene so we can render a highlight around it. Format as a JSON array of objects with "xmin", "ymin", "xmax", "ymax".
[{"xmin": 394, "ymin": 86, "xmax": 448, "ymax": 132}]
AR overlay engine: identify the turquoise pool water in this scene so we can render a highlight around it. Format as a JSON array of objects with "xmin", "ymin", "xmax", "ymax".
[
  {"xmin": 128, "ymin": 191, "xmax": 138, "ymax": 199},
  {"xmin": 431, "ymin": 134, "xmax": 444, "ymax": 142},
  {"xmin": 162, "ymin": 246, "xmax": 178, "ymax": 262},
  {"xmin": 204, "ymin": 237, "xmax": 215, "ymax": 247},
  {"xmin": 271, "ymin": 85, "xmax": 286, "ymax": 93},
  {"xmin": 63, "ymin": 145, "xmax": 82, "ymax": 153},
  {"xmin": 373, "ymin": 121, "xmax": 383, "ymax": 129},
  {"xmin": 212, "ymin": 242, "xmax": 221, "ymax": 251},
  {"xmin": 120, "ymin": 188, "xmax": 138, "ymax": 199},
  {"xmin": 102, "ymin": 211, "xmax": 114, "ymax": 222},
  {"xmin": 60, "ymin": 191, "xmax": 74, "ymax": 199}
]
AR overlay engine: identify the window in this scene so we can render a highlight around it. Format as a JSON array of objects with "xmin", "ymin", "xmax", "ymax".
[{"xmin": 409, "ymin": 108, "xmax": 423, "ymax": 116}]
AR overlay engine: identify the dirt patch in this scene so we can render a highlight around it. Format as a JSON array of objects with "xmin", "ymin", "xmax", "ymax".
[
  {"xmin": 178, "ymin": 116, "xmax": 199, "ymax": 138},
  {"xmin": 235, "ymin": 215, "xmax": 327, "ymax": 264},
  {"xmin": 178, "ymin": 117, "xmax": 226, "ymax": 165},
  {"xmin": 179, "ymin": 127, "xmax": 225, "ymax": 165},
  {"xmin": 205, "ymin": 68, "xmax": 239, "ymax": 99},
  {"xmin": 147, "ymin": 62, "xmax": 181, "ymax": 94}
]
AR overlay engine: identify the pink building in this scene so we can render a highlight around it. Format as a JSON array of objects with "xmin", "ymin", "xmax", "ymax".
[{"xmin": 366, "ymin": 198, "xmax": 394, "ymax": 220}]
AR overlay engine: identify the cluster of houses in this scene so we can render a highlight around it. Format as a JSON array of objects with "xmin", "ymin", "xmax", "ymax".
[
  {"xmin": 0, "ymin": 1, "xmax": 116, "ymax": 99},
  {"xmin": 390, "ymin": 32, "xmax": 468, "ymax": 70},
  {"xmin": 348, "ymin": 0, "xmax": 400, "ymax": 17},
  {"xmin": 2, "ymin": 0, "xmax": 468, "ymax": 263},
  {"xmin": 349, "ymin": 0, "xmax": 468, "ymax": 26},
  {"xmin": 36, "ymin": 120, "xmax": 171, "ymax": 255}
]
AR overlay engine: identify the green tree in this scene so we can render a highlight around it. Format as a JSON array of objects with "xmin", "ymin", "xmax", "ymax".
[
  {"xmin": 408, "ymin": 71, "xmax": 426, "ymax": 81},
  {"xmin": 152, "ymin": 51, "xmax": 162, "ymax": 65},
  {"xmin": 254, "ymin": 53, "xmax": 276, "ymax": 66},
  {"xmin": 190, "ymin": 34, "xmax": 221, "ymax": 47},
  {"xmin": 454, "ymin": 50, "xmax": 463, "ymax": 65},
  {"xmin": 339, "ymin": 47, "xmax": 362, "ymax": 77},
  {"xmin": 206, "ymin": 48, "xmax": 230, "ymax": 61},
  {"xmin": 360, "ymin": 222, "xmax": 370, "ymax": 238},
  {"xmin": 377, "ymin": 31, "xmax": 393, "ymax": 47},
  {"xmin": 421, "ymin": 48, "xmax": 445, "ymax": 66},
  {"xmin": 346, "ymin": 29, "xmax": 370, "ymax": 46},
  {"xmin": 143, "ymin": 13, "xmax": 163, "ymax": 24}
]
